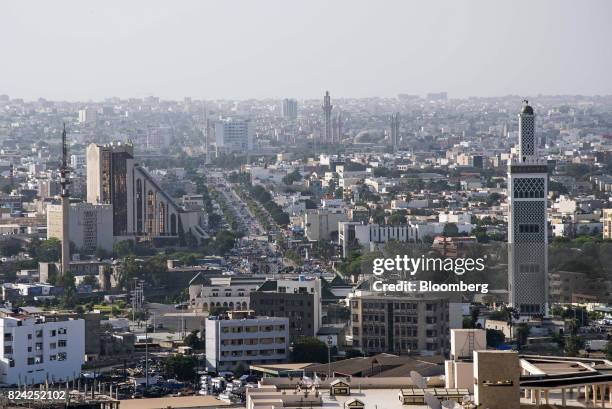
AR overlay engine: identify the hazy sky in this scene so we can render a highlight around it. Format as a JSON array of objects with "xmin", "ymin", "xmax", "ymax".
[{"xmin": 2, "ymin": 0, "xmax": 612, "ymax": 101}]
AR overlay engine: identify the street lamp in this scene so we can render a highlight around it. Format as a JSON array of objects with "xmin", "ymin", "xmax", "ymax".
[{"xmin": 326, "ymin": 335, "xmax": 333, "ymax": 379}]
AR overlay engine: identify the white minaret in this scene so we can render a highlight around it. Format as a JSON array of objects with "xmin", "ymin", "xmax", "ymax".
[{"xmin": 507, "ymin": 101, "xmax": 548, "ymax": 316}]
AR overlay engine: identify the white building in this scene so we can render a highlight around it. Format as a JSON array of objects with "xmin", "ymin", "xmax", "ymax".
[
  {"xmin": 281, "ymin": 99, "xmax": 298, "ymax": 120},
  {"xmin": 205, "ymin": 311, "xmax": 289, "ymax": 372},
  {"xmin": 439, "ymin": 211, "xmax": 472, "ymax": 225},
  {"xmin": 189, "ymin": 276, "xmax": 265, "ymax": 312},
  {"xmin": 47, "ymin": 202, "xmax": 113, "ymax": 253},
  {"xmin": 304, "ymin": 209, "xmax": 347, "ymax": 241},
  {"xmin": 338, "ymin": 222, "xmax": 419, "ymax": 258},
  {"xmin": 0, "ymin": 313, "xmax": 84, "ymax": 385},
  {"xmin": 215, "ymin": 118, "xmax": 254, "ymax": 154},
  {"xmin": 78, "ymin": 108, "xmax": 97, "ymax": 124}
]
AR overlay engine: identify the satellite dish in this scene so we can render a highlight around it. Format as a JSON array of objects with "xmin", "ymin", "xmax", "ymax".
[
  {"xmin": 424, "ymin": 392, "xmax": 442, "ymax": 409},
  {"xmin": 441, "ymin": 400, "xmax": 462, "ymax": 409},
  {"xmin": 410, "ymin": 370, "xmax": 427, "ymax": 389}
]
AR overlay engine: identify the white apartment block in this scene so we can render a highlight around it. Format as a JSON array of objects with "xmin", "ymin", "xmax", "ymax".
[
  {"xmin": 304, "ymin": 209, "xmax": 347, "ymax": 241},
  {"xmin": 0, "ymin": 314, "xmax": 84, "ymax": 385},
  {"xmin": 215, "ymin": 118, "xmax": 254, "ymax": 154},
  {"xmin": 205, "ymin": 311, "xmax": 289, "ymax": 372},
  {"xmin": 338, "ymin": 222, "xmax": 420, "ymax": 258}
]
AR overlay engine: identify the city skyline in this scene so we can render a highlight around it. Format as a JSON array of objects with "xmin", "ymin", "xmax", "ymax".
[{"xmin": 1, "ymin": 0, "xmax": 612, "ymax": 101}]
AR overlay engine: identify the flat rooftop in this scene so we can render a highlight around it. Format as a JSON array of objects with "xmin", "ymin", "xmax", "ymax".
[{"xmin": 119, "ymin": 395, "xmax": 229, "ymax": 409}]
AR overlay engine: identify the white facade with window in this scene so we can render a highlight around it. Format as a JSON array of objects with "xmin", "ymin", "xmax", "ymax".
[
  {"xmin": 215, "ymin": 118, "xmax": 254, "ymax": 154},
  {"xmin": 205, "ymin": 313, "xmax": 289, "ymax": 372},
  {"xmin": 0, "ymin": 316, "xmax": 84, "ymax": 385}
]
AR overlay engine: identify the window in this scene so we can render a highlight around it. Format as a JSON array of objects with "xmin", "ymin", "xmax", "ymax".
[
  {"xmin": 49, "ymin": 354, "xmax": 57, "ymax": 361},
  {"xmin": 50, "ymin": 330, "xmax": 56, "ymax": 337},
  {"xmin": 58, "ymin": 340, "xmax": 67, "ymax": 348},
  {"xmin": 57, "ymin": 352, "xmax": 67, "ymax": 361},
  {"xmin": 35, "ymin": 330, "xmax": 43, "ymax": 338},
  {"xmin": 519, "ymin": 264, "xmax": 540, "ymax": 274},
  {"xmin": 3, "ymin": 333, "xmax": 12, "ymax": 341},
  {"xmin": 27, "ymin": 357, "xmax": 35, "ymax": 365},
  {"xmin": 58, "ymin": 328, "xmax": 67, "ymax": 335},
  {"xmin": 518, "ymin": 224, "xmax": 540, "ymax": 234},
  {"xmin": 4, "ymin": 346, "xmax": 13, "ymax": 354},
  {"xmin": 49, "ymin": 343, "xmax": 56, "ymax": 350},
  {"xmin": 35, "ymin": 343, "xmax": 43, "ymax": 351}
]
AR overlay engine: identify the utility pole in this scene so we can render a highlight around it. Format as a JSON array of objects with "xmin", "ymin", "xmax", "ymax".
[
  {"xmin": 59, "ymin": 123, "xmax": 71, "ymax": 276},
  {"xmin": 327, "ymin": 336, "xmax": 333, "ymax": 379},
  {"xmin": 145, "ymin": 312, "xmax": 149, "ymax": 390}
]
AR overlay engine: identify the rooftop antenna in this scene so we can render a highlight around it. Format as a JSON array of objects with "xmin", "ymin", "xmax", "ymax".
[{"xmin": 59, "ymin": 122, "xmax": 71, "ymax": 276}]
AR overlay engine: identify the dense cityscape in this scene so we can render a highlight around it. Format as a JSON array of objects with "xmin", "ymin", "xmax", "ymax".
[
  {"xmin": 2, "ymin": 0, "xmax": 612, "ymax": 408},
  {"xmin": 0, "ymin": 91, "xmax": 610, "ymax": 408}
]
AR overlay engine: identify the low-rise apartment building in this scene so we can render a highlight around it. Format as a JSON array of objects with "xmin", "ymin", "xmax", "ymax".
[
  {"xmin": 0, "ymin": 309, "xmax": 84, "ymax": 384},
  {"xmin": 205, "ymin": 311, "xmax": 289, "ymax": 372}
]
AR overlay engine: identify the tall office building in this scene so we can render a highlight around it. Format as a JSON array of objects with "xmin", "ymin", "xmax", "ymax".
[
  {"xmin": 281, "ymin": 98, "xmax": 298, "ymax": 120},
  {"xmin": 322, "ymin": 91, "xmax": 333, "ymax": 143},
  {"xmin": 86, "ymin": 142, "xmax": 203, "ymax": 240},
  {"xmin": 214, "ymin": 118, "xmax": 254, "ymax": 154},
  {"xmin": 390, "ymin": 112, "xmax": 400, "ymax": 152},
  {"xmin": 507, "ymin": 101, "xmax": 549, "ymax": 316},
  {"xmin": 87, "ymin": 142, "xmax": 134, "ymax": 237}
]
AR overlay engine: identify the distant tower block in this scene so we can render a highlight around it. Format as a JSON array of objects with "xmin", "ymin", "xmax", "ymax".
[
  {"xmin": 507, "ymin": 101, "xmax": 549, "ymax": 316},
  {"xmin": 390, "ymin": 112, "xmax": 400, "ymax": 152},
  {"xmin": 322, "ymin": 91, "xmax": 333, "ymax": 143},
  {"xmin": 59, "ymin": 124, "xmax": 71, "ymax": 276}
]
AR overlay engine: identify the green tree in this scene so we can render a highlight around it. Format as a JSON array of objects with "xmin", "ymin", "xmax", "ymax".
[
  {"xmin": 213, "ymin": 230, "xmax": 236, "ymax": 256},
  {"xmin": 113, "ymin": 240, "xmax": 134, "ymax": 258},
  {"xmin": 95, "ymin": 246, "xmax": 111, "ymax": 259},
  {"xmin": 486, "ymin": 329, "xmax": 506, "ymax": 348},
  {"xmin": 184, "ymin": 330, "xmax": 204, "ymax": 350},
  {"xmin": 35, "ymin": 238, "xmax": 62, "ymax": 262},
  {"xmin": 604, "ymin": 341, "xmax": 612, "ymax": 361},
  {"xmin": 515, "ymin": 323, "xmax": 530, "ymax": 349},
  {"xmin": 388, "ymin": 212, "xmax": 406, "ymax": 225},
  {"xmin": 80, "ymin": 274, "xmax": 100, "ymax": 289},
  {"xmin": 0, "ymin": 238, "xmax": 22, "ymax": 257},
  {"xmin": 291, "ymin": 337, "xmax": 328, "ymax": 363},
  {"xmin": 564, "ymin": 335, "xmax": 583, "ymax": 357},
  {"xmin": 58, "ymin": 271, "xmax": 77, "ymax": 307},
  {"xmin": 164, "ymin": 354, "xmax": 197, "ymax": 381},
  {"xmin": 442, "ymin": 223, "xmax": 460, "ymax": 237}
]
